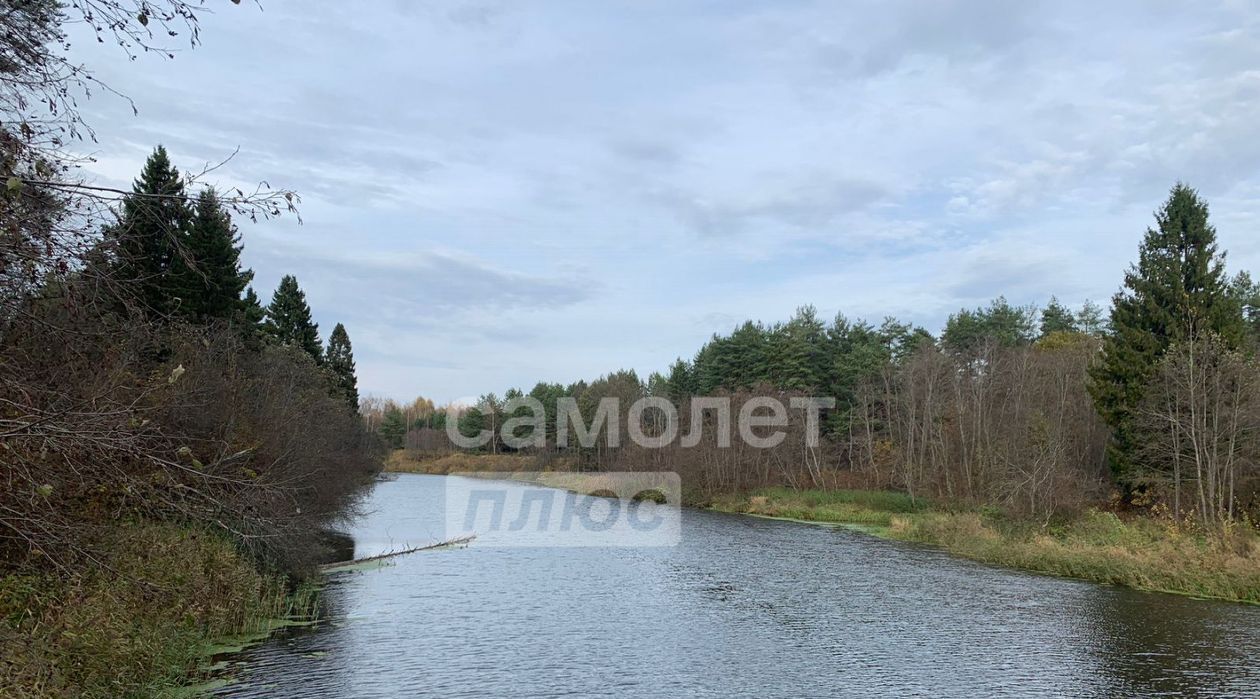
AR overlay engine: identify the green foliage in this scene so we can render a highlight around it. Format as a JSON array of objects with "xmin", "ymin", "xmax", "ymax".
[
  {"xmin": 325, "ymin": 323, "xmax": 360, "ymax": 412},
  {"xmin": 104, "ymin": 150, "xmax": 263, "ymax": 334},
  {"xmin": 1039, "ymin": 296, "xmax": 1077, "ymax": 336},
  {"xmin": 239, "ymin": 286, "xmax": 267, "ymax": 347},
  {"xmin": 174, "ymin": 189, "xmax": 253, "ymax": 322},
  {"xmin": 1089, "ymin": 183, "xmax": 1246, "ymax": 481},
  {"xmin": 379, "ymin": 408, "xmax": 406, "ymax": 449},
  {"xmin": 943, "ymin": 296, "xmax": 1036, "ymax": 355},
  {"xmin": 686, "ymin": 307, "xmax": 930, "ymax": 408},
  {"xmin": 767, "ymin": 305, "xmax": 827, "ymax": 390},
  {"xmin": 502, "ymin": 387, "xmax": 540, "ymax": 446},
  {"xmin": 663, "ymin": 358, "xmax": 695, "ymax": 400},
  {"xmin": 646, "ymin": 371, "xmax": 667, "ymax": 396},
  {"xmin": 1077, "ymin": 299, "xmax": 1107, "ymax": 335},
  {"xmin": 527, "ymin": 381, "xmax": 568, "ymax": 443},
  {"xmin": 265, "ymin": 275, "xmax": 323, "ymax": 361},
  {"xmin": 106, "ymin": 146, "xmax": 191, "ymax": 317}
]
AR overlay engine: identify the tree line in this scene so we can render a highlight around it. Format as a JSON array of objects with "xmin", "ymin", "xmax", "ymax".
[
  {"xmin": 103, "ymin": 145, "xmax": 362, "ymax": 411},
  {"xmin": 395, "ymin": 184, "xmax": 1259, "ymax": 525}
]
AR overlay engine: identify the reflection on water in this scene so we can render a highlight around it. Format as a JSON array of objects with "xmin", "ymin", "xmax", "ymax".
[{"xmin": 214, "ymin": 474, "xmax": 1260, "ymax": 698}]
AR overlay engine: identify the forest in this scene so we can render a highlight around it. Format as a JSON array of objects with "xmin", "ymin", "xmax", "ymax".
[{"xmin": 0, "ymin": 2, "xmax": 379, "ymax": 695}]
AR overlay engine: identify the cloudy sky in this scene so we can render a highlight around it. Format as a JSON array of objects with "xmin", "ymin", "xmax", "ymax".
[{"xmin": 69, "ymin": 0, "xmax": 1260, "ymax": 403}]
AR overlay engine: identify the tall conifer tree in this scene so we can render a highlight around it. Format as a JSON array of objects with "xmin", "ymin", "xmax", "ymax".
[
  {"xmin": 176, "ymin": 189, "xmax": 253, "ymax": 321},
  {"xmin": 107, "ymin": 145, "xmax": 191, "ymax": 316},
  {"xmin": 265, "ymin": 275, "xmax": 322, "ymax": 361},
  {"xmin": 241, "ymin": 287, "xmax": 266, "ymax": 329},
  {"xmin": 325, "ymin": 323, "xmax": 360, "ymax": 412},
  {"xmin": 1089, "ymin": 183, "xmax": 1246, "ymax": 480}
]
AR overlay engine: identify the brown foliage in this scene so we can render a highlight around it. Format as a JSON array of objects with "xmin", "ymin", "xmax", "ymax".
[
  {"xmin": 846, "ymin": 337, "xmax": 1110, "ymax": 519},
  {"xmin": 0, "ymin": 295, "xmax": 380, "ymax": 575}
]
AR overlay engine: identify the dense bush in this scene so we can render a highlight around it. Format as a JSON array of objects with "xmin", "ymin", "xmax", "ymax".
[{"xmin": 0, "ymin": 300, "xmax": 379, "ymax": 575}]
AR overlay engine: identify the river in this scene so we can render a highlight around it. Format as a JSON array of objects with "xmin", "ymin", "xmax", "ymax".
[{"xmin": 212, "ymin": 474, "xmax": 1260, "ymax": 698}]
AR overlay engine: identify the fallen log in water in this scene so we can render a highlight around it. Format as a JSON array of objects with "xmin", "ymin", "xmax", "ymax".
[{"xmin": 319, "ymin": 534, "xmax": 475, "ymax": 573}]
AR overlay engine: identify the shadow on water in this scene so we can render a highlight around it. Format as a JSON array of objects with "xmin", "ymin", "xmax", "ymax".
[{"xmin": 1075, "ymin": 586, "xmax": 1259, "ymax": 696}]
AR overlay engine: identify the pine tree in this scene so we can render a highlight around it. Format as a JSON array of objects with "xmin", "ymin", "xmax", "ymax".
[
  {"xmin": 1088, "ymin": 183, "xmax": 1246, "ymax": 480},
  {"xmin": 379, "ymin": 408, "xmax": 406, "ymax": 449},
  {"xmin": 728, "ymin": 321, "xmax": 769, "ymax": 388},
  {"xmin": 176, "ymin": 189, "xmax": 253, "ymax": 322},
  {"xmin": 664, "ymin": 358, "xmax": 694, "ymax": 400},
  {"xmin": 691, "ymin": 337, "xmax": 725, "ymax": 394},
  {"xmin": 106, "ymin": 145, "xmax": 191, "ymax": 316},
  {"xmin": 943, "ymin": 297, "xmax": 1035, "ymax": 355},
  {"xmin": 1039, "ymin": 296, "xmax": 1077, "ymax": 336},
  {"xmin": 1077, "ymin": 299, "xmax": 1106, "ymax": 335},
  {"xmin": 772, "ymin": 306, "xmax": 827, "ymax": 391},
  {"xmin": 265, "ymin": 275, "xmax": 322, "ymax": 361},
  {"xmin": 325, "ymin": 323, "xmax": 360, "ymax": 412}
]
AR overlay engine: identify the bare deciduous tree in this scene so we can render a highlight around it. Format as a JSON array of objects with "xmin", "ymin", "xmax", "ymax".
[{"xmin": 1138, "ymin": 332, "xmax": 1258, "ymax": 526}]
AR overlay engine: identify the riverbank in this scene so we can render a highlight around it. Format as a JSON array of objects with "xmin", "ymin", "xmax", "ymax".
[
  {"xmin": 709, "ymin": 487, "xmax": 1260, "ymax": 605},
  {"xmin": 385, "ymin": 450, "xmax": 575, "ymax": 475},
  {"xmin": 0, "ymin": 522, "xmax": 319, "ymax": 698}
]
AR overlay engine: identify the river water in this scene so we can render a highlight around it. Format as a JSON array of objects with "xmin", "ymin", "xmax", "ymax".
[{"xmin": 213, "ymin": 474, "xmax": 1260, "ymax": 698}]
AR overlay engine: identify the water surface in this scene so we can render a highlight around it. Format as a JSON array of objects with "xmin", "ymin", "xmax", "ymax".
[{"xmin": 214, "ymin": 474, "xmax": 1260, "ymax": 698}]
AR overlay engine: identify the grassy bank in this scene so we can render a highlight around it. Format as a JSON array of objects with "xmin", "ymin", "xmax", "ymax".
[
  {"xmin": 385, "ymin": 450, "xmax": 575, "ymax": 475},
  {"xmin": 385, "ymin": 451, "xmax": 674, "ymax": 503},
  {"xmin": 710, "ymin": 487, "xmax": 1260, "ymax": 605},
  {"xmin": 0, "ymin": 523, "xmax": 318, "ymax": 698}
]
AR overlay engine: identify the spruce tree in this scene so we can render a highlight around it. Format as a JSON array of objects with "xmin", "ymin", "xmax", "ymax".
[
  {"xmin": 107, "ymin": 145, "xmax": 191, "ymax": 316},
  {"xmin": 265, "ymin": 275, "xmax": 323, "ymax": 361},
  {"xmin": 176, "ymin": 189, "xmax": 253, "ymax": 322},
  {"xmin": 1088, "ymin": 183, "xmax": 1246, "ymax": 480},
  {"xmin": 241, "ymin": 286, "xmax": 266, "ymax": 329},
  {"xmin": 237, "ymin": 286, "xmax": 267, "ymax": 348},
  {"xmin": 325, "ymin": 323, "xmax": 360, "ymax": 412}
]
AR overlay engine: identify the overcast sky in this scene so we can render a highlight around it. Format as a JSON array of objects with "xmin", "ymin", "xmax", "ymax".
[{"xmin": 69, "ymin": 0, "xmax": 1260, "ymax": 404}]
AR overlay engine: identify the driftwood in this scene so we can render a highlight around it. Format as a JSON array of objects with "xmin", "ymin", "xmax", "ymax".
[{"xmin": 319, "ymin": 534, "xmax": 475, "ymax": 572}]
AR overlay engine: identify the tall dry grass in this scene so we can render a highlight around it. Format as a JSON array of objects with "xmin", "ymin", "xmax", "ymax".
[{"xmin": 385, "ymin": 450, "xmax": 575, "ymax": 475}]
